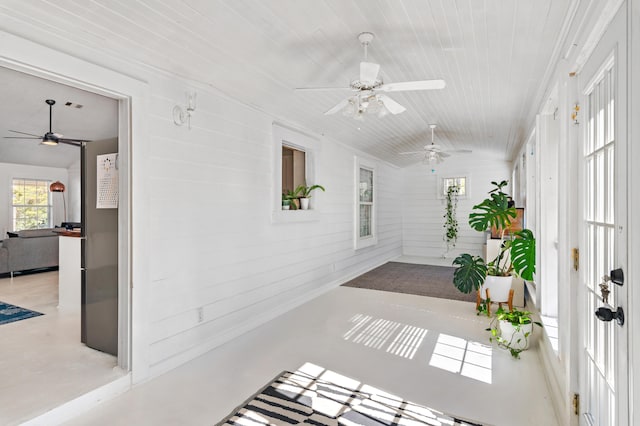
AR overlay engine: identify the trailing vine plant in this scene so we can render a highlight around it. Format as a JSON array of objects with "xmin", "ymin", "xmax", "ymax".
[{"xmin": 443, "ymin": 184, "xmax": 460, "ymax": 252}]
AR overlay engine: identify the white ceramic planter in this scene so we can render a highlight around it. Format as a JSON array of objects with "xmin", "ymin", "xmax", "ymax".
[
  {"xmin": 499, "ymin": 320, "xmax": 533, "ymax": 350},
  {"xmin": 480, "ymin": 275, "xmax": 513, "ymax": 302},
  {"xmin": 300, "ymin": 197, "xmax": 310, "ymax": 210}
]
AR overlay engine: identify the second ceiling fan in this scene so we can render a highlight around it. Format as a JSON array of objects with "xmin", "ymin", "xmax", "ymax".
[
  {"xmin": 400, "ymin": 124, "xmax": 472, "ymax": 164},
  {"xmin": 296, "ymin": 32, "xmax": 446, "ymax": 120}
]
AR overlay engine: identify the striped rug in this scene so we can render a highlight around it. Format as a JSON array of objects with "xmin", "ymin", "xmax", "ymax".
[{"xmin": 217, "ymin": 365, "xmax": 484, "ymax": 426}]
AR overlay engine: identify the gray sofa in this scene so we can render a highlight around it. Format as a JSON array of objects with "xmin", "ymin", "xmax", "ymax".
[{"xmin": 0, "ymin": 229, "xmax": 59, "ymax": 276}]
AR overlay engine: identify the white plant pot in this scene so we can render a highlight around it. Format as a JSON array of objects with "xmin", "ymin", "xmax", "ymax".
[
  {"xmin": 300, "ymin": 197, "xmax": 310, "ymax": 210},
  {"xmin": 499, "ymin": 320, "xmax": 533, "ymax": 351},
  {"xmin": 480, "ymin": 275, "xmax": 513, "ymax": 302},
  {"xmin": 282, "ymin": 204, "xmax": 290, "ymax": 210}
]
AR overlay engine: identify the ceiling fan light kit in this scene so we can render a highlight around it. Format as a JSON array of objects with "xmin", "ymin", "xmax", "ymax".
[{"xmin": 296, "ymin": 32, "xmax": 445, "ymax": 120}]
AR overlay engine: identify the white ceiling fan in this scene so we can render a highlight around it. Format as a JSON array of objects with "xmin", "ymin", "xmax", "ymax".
[
  {"xmin": 399, "ymin": 124, "xmax": 472, "ymax": 164},
  {"xmin": 295, "ymin": 32, "xmax": 446, "ymax": 120}
]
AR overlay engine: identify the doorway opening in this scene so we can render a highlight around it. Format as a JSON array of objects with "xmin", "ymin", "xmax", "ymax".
[{"xmin": 0, "ymin": 64, "xmax": 131, "ymax": 424}]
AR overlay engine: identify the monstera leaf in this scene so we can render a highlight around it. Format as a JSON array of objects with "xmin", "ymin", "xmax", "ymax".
[
  {"xmin": 510, "ymin": 229, "xmax": 536, "ymax": 281},
  {"xmin": 468, "ymin": 191, "xmax": 517, "ymax": 232},
  {"xmin": 452, "ymin": 254, "xmax": 488, "ymax": 294}
]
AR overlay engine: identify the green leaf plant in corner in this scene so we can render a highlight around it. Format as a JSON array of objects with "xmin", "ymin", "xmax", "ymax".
[
  {"xmin": 451, "ymin": 180, "xmax": 536, "ymax": 303},
  {"xmin": 443, "ymin": 184, "xmax": 460, "ymax": 252}
]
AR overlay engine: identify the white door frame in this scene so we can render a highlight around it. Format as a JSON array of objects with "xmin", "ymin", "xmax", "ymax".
[
  {"xmin": 576, "ymin": 4, "xmax": 629, "ymax": 424},
  {"xmin": 627, "ymin": 1, "xmax": 640, "ymax": 424},
  {"xmin": 0, "ymin": 30, "xmax": 152, "ymax": 383}
]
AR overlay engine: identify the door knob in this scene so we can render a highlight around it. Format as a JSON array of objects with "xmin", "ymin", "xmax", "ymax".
[
  {"xmin": 610, "ymin": 268, "xmax": 624, "ymax": 286},
  {"xmin": 595, "ymin": 306, "xmax": 624, "ymax": 326}
]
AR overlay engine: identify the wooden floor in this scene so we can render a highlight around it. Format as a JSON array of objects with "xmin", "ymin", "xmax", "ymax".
[{"xmin": 0, "ymin": 271, "xmax": 123, "ymax": 426}]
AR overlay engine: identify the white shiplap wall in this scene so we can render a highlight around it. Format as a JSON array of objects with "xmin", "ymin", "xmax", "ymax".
[
  {"xmin": 401, "ymin": 156, "xmax": 511, "ymax": 261},
  {"xmin": 142, "ymin": 74, "xmax": 403, "ymax": 375}
]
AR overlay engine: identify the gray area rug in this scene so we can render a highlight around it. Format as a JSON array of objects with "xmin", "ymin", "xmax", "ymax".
[
  {"xmin": 342, "ymin": 261, "xmax": 476, "ymax": 303},
  {"xmin": 217, "ymin": 367, "xmax": 484, "ymax": 426}
]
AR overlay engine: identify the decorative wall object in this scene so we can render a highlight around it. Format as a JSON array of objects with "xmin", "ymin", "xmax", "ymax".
[{"xmin": 173, "ymin": 92, "xmax": 197, "ymax": 129}]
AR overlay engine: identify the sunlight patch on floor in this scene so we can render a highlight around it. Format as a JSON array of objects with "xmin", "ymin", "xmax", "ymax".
[
  {"xmin": 344, "ymin": 314, "xmax": 427, "ymax": 360},
  {"xmin": 429, "ymin": 333, "xmax": 493, "ymax": 384}
]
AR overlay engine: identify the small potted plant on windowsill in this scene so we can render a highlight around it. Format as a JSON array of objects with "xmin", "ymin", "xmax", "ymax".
[
  {"xmin": 282, "ymin": 194, "xmax": 291, "ymax": 210},
  {"xmin": 489, "ymin": 306, "xmax": 542, "ymax": 359},
  {"xmin": 295, "ymin": 183, "xmax": 325, "ymax": 210},
  {"xmin": 452, "ymin": 180, "xmax": 535, "ymax": 315},
  {"xmin": 283, "ymin": 189, "xmax": 300, "ymax": 210}
]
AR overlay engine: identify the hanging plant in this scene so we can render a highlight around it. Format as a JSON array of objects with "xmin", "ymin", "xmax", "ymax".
[{"xmin": 443, "ymin": 184, "xmax": 460, "ymax": 250}]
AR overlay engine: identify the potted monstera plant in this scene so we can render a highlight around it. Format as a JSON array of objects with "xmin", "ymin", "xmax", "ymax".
[{"xmin": 452, "ymin": 180, "xmax": 535, "ymax": 315}]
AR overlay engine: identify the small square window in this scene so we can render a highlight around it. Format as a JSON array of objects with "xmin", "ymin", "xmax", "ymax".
[{"xmin": 439, "ymin": 176, "xmax": 468, "ymax": 198}]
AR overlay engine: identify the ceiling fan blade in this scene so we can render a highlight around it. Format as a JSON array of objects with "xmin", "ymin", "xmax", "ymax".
[
  {"xmin": 324, "ymin": 98, "xmax": 350, "ymax": 115},
  {"xmin": 378, "ymin": 95, "xmax": 406, "ymax": 115},
  {"xmin": 360, "ymin": 62, "xmax": 380, "ymax": 85},
  {"xmin": 4, "ymin": 136, "xmax": 40, "ymax": 139},
  {"xmin": 295, "ymin": 86, "xmax": 352, "ymax": 92},
  {"xmin": 58, "ymin": 139, "xmax": 83, "ymax": 147},
  {"xmin": 378, "ymin": 79, "xmax": 446, "ymax": 92},
  {"xmin": 445, "ymin": 149, "xmax": 473, "ymax": 153},
  {"xmin": 440, "ymin": 152, "xmax": 451, "ymax": 158},
  {"xmin": 398, "ymin": 151, "xmax": 424, "ymax": 155},
  {"xmin": 59, "ymin": 138, "xmax": 89, "ymax": 143},
  {"xmin": 8, "ymin": 129, "xmax": 42, "ymax": 137}
]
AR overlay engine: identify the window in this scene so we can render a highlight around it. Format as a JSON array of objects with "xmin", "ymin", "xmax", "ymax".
[
  {"xmin": 439, "ymin": 176, "xmax": 467, "ymax": 198},
  {"xmin": 355, "ymin": 158, "xmax": 377, "ymax": 249},
  {"xmin": 12, "ymin": 179, "xmax": 52, "ymax": 230},
  {"xmin": 272, "ymin": 123, "xmax": 319, "ymax": 222},
  {"xmin": 282, "ymin": 145, "xmax": 306, "ymax": 195}
]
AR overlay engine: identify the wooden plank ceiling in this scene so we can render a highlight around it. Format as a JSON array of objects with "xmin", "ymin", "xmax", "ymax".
[{"xmin": 0, "ymin": 0, "xmax": 571, "ymax": 166}]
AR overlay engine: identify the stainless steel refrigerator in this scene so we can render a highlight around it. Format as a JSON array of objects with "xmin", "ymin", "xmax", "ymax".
[{"xmin": 81, "ymin": 138, "xmax": 118, "ymax": 356}]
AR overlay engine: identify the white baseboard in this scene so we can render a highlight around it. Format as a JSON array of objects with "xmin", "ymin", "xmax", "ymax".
[
  {"xmin": 20, "ymin": 373, "xmax": 131, "ymax": 426},
  {"xmin": 147, "ymin": 254, "xmax": 395, "ymax": 379}
]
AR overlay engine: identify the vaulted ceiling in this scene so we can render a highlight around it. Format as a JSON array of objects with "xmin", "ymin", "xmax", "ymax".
[{"xmin": 0, "ymin": 0, "xmax": 572, "ymax": 167}]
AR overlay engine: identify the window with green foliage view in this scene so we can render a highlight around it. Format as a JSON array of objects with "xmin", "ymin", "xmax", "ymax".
[{"xmin": 12, "ymin": 179, "xmax": 52, "ymax": 231}]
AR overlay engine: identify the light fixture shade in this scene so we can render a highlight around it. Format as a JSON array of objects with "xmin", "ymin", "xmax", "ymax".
[
  {"xmin": 41, "ymin": 133, "xmax": 59, "ymax": 146},
  {"xmin": 50, "ymin": 181, "xmax": 65, "ymax": 192}
]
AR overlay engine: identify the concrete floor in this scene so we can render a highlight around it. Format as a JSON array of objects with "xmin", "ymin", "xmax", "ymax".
[
  {"xmin": 0, "ymin": 271, "xmax": 123, "ymax": 426},
  {"xmin": 62, "ymin": 285, "xmax": 558, "ymax": 426}
]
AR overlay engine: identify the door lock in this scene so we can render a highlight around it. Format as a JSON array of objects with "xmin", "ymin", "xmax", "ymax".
[{"xmin": 595, "ymin": 306, "xmax": 624, "ymax": 326}]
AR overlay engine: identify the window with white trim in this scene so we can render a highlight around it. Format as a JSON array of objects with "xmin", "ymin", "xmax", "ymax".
[
  {"xmin": 12, "ymin": 178, "xmax": 52, "ymax": 230},
  {"xmin": 439, "ymin": 176, "xmax": 467, "ymax": 198},
  {"xmin": 272, "ymin": 123, "xmax": 320, "ymax": 222},
  {"xmin": 355, "ymin": 158, "xmax": 377, "ymax": 249}
]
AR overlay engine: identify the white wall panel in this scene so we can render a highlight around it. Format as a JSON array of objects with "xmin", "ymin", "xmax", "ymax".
[
  {"xmin": 401, "ymin": 156, "xmax": 511, "ymax": 261},
  {"xmin": 143, "ymin": 73, "xmax": 402, "ymax": 376}
]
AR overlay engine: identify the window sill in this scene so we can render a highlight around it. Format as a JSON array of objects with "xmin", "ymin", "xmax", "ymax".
[
  {"xmin": 272, "ymin": 209, "xmax": 320, "ymax": 224},
  {"xmin": 354, "ymin": 235, "xmax": 378, "ymax": 250}
]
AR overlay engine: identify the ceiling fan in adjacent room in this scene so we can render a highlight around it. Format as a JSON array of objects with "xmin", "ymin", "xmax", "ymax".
[
  {"xmin": 295, "ymin": 32, "xmax": 446, "ymax": 120},
  {"xmin": 4, "ymin": 99, "xmax": 90, "ymax": 147},
  {"xmin": 399, "ymin": 124, "xmax": 472, "ymax": 164}
]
